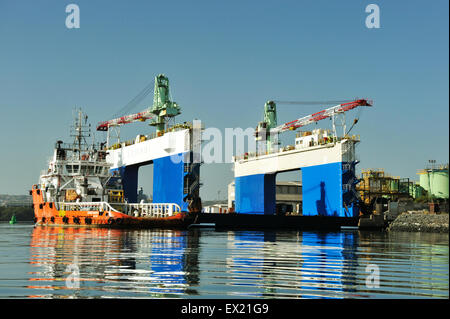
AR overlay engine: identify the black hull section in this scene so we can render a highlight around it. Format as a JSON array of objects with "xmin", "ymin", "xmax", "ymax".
[
  {"xmin": 197, "ymin": 213, "xmax": 359, "ymax": 230},
  {"xmin": 34, "ymin": 213, "xmax": 199, "ymax": 230}
]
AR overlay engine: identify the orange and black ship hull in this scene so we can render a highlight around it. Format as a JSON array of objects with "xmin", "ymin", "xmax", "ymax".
[{"xmin": 31, "ymin": 186, "xmax": 197, "ymax": 229}]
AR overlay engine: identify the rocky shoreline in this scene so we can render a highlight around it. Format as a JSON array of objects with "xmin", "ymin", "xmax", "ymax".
[{"xmin": 387, "ymin": 212, "xmax": 449, "ymax": 233}]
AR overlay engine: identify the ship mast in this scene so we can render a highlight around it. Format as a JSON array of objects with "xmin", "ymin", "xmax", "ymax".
[{"xmin": 71, "ymin": 109, "xmax": 91, "ymax": 160}]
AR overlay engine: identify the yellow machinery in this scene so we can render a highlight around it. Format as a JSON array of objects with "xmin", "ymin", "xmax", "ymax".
[
  {"xmin": 108, "ymin": 190, "xmax": 124, "ymax": 203},
  {"xmin": 357, "ymin": 169, "xmax": 412, "ymax": 205}
]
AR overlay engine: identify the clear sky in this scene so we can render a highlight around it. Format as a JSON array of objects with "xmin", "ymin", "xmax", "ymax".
[{"xmin": 0, "ymin": 0, "xmax": 448, "ymax": 200}]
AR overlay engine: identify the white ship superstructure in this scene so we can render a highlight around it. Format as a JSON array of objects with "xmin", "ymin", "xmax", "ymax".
[{"xmin": 39, "ymin": 111, "xmax": 122, "ymax": 206}]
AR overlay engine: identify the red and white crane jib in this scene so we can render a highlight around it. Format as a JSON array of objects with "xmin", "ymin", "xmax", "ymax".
[
  {"xmin": 272, "ymin": 99, "xmax": 372, "ymax": 134},
  {"xmin": 96, "ymin": 109, "xmax": 155, "ymax": 131}
]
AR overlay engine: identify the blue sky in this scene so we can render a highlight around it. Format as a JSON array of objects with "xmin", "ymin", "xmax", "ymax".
[{"xmin": 0, "ymin": 0, "xmax": 448, "ymax": 200}]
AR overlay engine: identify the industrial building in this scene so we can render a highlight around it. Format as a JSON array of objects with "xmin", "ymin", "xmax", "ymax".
[
  {"xmin": 356, "ymin": 165, "xmax": 449, "ymax": 215},
  {"xmin": 357, "ymin": 165, "xmax": 449, "ymax": 204}
]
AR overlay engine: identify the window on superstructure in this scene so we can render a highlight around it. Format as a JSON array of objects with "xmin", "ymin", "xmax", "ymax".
[
  {"xmin": 66, "ymin": 165, "xmax": 73, "ymax": 174},
  {"xmin": 87, "ymin": 166, "xmax": 94, "ymax": 175},
  {"xmin": 73, "ymin": 165, "xmax": 79, "ymax": 174}
]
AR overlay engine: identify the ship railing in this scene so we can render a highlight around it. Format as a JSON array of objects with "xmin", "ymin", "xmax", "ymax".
[
  {"xmin": 119, "ymin": 203, "xmax": 182, "ymax": 218},
  {"xmin": 234, "ymin": 135, "xmax": 362, "ymax": 162},
  {"xmin": 58, "ymin": 201, "xmax": 121, "ymax": 213},
  {"xmin": 107, "ymin": 124, "xmax": 194, "ymax": 151},
  {"xmin": 58, "ymin": 201, "xmax": 182, "ymax": 218}
]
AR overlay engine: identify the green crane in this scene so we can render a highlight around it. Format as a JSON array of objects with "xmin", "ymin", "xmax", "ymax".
[
  {"xmin": 97, "ymin": 74, "xmax": 181, "ymax": 136},
  {"xmin": 255, "ymin": 100, "xmax": 278, "ymax": 153},
  {"xmin": 149, "ymin": 74, "xmax": 181, "ymax": 134}
]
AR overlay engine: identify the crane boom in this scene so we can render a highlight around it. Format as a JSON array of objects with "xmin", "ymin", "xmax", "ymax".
[
  {"xmin": 96, "ymin": 109, "xmax": 154, "ymax": 131},
  {"xmin": 96, "ymin": 74, "xmax": 180, "ymax": 132},
  {"xmin": 271, "ymin": 99, "xmax": 372, "ymax": 134}
]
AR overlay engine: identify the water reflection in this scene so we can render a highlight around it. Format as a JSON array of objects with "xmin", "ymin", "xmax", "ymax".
[
  {"xmin": 223, "ymin": 231, "xmax": 448, "ymax": 298},
  {"xmin": 26, "ymin": 226, "xmax": 448, "ymax": 299},
  {"xmin": 226, "ymin": 231, "xmax": 360, "ymax": 298},
  {"xmin": 29, "ymin": 227, "xmax": 200, "ymax": 298}
]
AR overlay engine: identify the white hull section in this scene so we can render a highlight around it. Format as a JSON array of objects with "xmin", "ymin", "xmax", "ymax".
[
  {"xmin": 234, "ymin": 140, "xmax": 356, "ymax": 177},
  {"xmin": 107, "ymin": 129, "xmax": 191, "ymax": 169}
]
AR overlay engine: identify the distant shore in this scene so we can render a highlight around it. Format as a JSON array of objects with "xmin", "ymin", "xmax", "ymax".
[
  {"xmin": 388, "ymin": 212, "xmax": 449, "ymax": 233},
  {"xmin": 0, "ymin": 206, "xmax": 34, "ymax": 221}
]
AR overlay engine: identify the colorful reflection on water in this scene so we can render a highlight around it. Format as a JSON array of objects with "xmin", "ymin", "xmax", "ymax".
[{"xmin": 0, "ymin": 223, "xmax": 447, "ymax": 298}]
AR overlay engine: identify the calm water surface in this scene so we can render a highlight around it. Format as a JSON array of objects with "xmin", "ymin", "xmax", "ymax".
[{"xmin": 0, "ymin": 222, "xmax": 448, "ymax": 299}]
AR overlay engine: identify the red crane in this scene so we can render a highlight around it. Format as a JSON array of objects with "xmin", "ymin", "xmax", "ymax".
[
  {"xmin": 96, "ymin": 110, "xmax": 154, "ymax": 131},
  {"xmin": 272, "ymin": 99, "xmax": 372, "ymax": 134}
]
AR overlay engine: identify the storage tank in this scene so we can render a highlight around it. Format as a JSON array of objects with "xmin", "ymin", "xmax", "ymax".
[
  {"xmin": 419, "ymin": 172, "xmax": 430, "ymax": 193},
  {"xmin": 430, "ymin": 169, "xmax": 449, "ymax": 199},
  {"xmin": 419, "ymin": 168, "xmax": 449, "ymax": 199}
]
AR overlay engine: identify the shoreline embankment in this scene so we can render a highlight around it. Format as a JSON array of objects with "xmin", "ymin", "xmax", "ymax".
[{"xmin": 388, "ymin": 211, "xmax": 449, "ymax": 233}]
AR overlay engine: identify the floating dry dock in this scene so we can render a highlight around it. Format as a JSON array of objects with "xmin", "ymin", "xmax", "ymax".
[
  {"xmin": 103, "ymin": 97, "xmax": 371, "ymax": 230},
  {"xmin": 197, "ymin": 131, "xmax": 363, "ymax": 230},
  {"xmin": 32, "ymin": 73, "xmax": 372, "ymax": 230},
  {"xmin": 197, "ymin": 99, "xmax": 372, "ymax": 230}
]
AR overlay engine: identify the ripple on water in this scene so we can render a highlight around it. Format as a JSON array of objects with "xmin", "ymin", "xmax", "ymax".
[{"xmin": 0, "ymin": 223, "xmax": 447, "ymax": 298}]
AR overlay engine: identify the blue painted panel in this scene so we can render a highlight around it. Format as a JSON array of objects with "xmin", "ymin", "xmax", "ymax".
[
  {"xmin": 112, "ymin": 165, "xmax": 139, "ymax": 203},
  {"xmin": 111, "ymin": 153, "xmax": 190, "ymax": 211},
  {"xmin": 235, "ymin": 173, "xmax": 276, "ymax": 215},
  {"xmin": 153, "ymin": 153, "xmax": 188, "ymax": 211},
  {"xmin": 302, "ymin": 162, "xmax": 345, "ymax": 217}
]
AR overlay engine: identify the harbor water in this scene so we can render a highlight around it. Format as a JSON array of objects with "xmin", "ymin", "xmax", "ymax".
[{"xmin": 0, "ymin": 222, "xmax": 448, "ymax": 299}]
